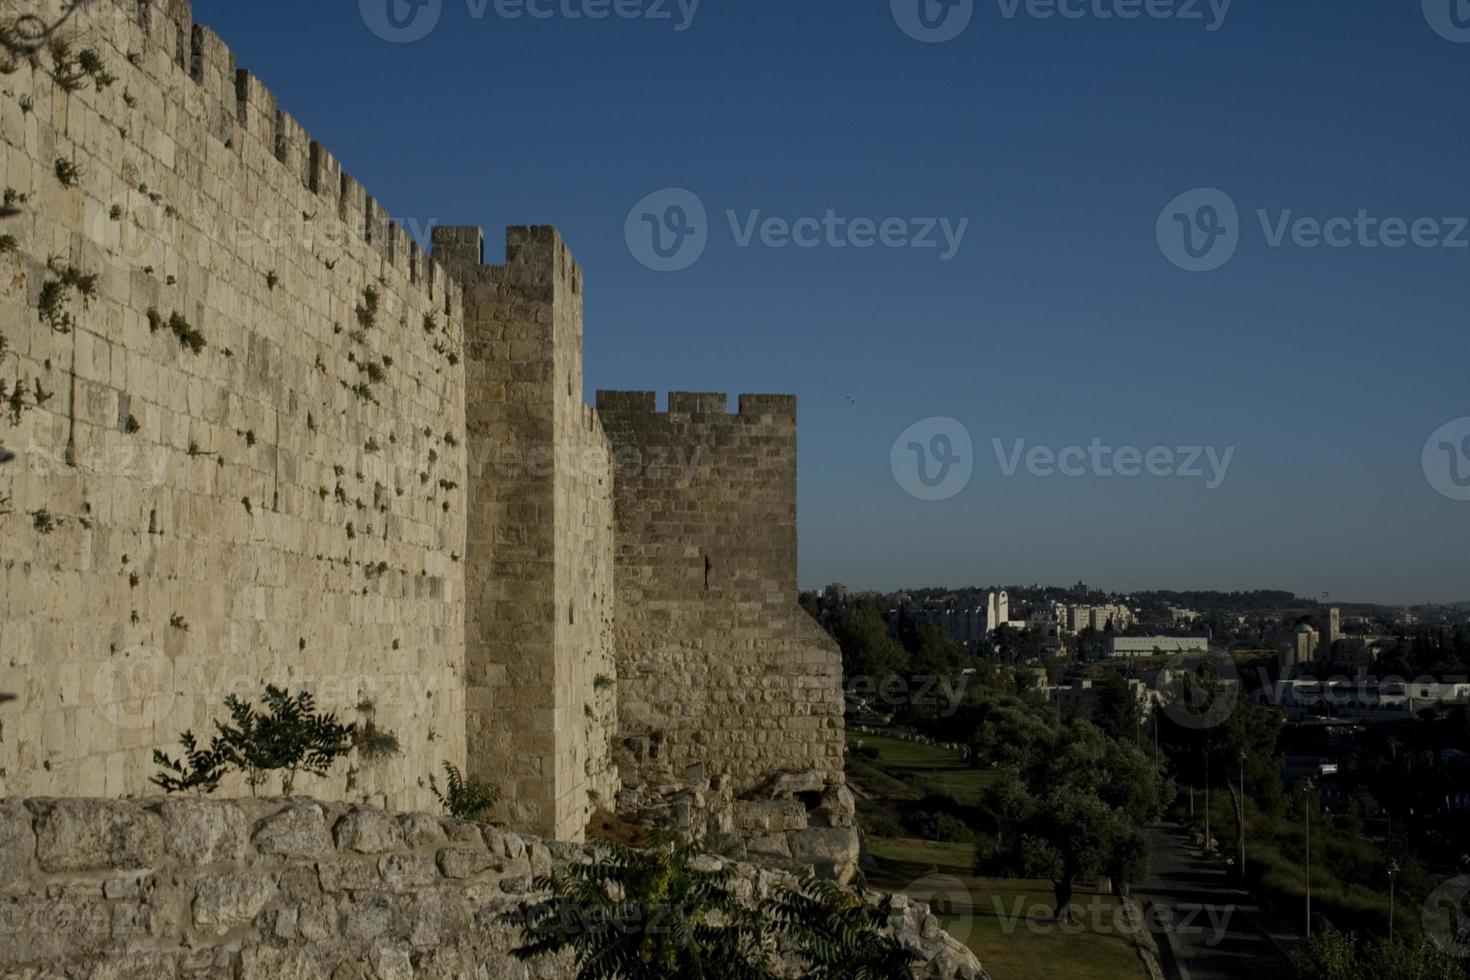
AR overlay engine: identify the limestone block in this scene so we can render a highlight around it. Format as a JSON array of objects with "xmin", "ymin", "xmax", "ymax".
[
  {"xmin": 32, "ymin": 800, "xmax": 164, "ymax": 872},
  {"xmin": 435, "ymin": 847, "xmax": 495, "ymax": 880},
  {"xmin": 333, "ymin": 807, "xmax": 404, "ymax": 854},
  {"xmin": 316, "ymin": 858, "xmax": 379, "ymax": 892},
  {"xmin": 239, "ymin": 946, "xmax": 328, "ymax": 980},
  {"xmin": 160, "ymin": 799, "xmax": 248, "ymax": 864},
  {"xmin": 0, "ymin": 800, "xmax": 35, "ymax": 890},
  {"xmin": 193, "ymin": 870, "xmax": 277, "ymax": 929},
  {"xmin": 252, "ymin": 804, "xmax": 330, "ymax": 859},
  {"xmin": 378, "ymin": 853, "xmax": 438, "ymax": 891},
  {"xmin": 395, "ymin": 813, "xmax": 446, "ymax": 849}
]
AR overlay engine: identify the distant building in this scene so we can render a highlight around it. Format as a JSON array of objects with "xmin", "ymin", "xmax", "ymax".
[
  {"xmin": 1108, "ymin": 636, "xmax": 1209, "ymax": 658},
  {"xmin": 1281, "ymin": 623, "xmax": 1318, "ymax": 672}
]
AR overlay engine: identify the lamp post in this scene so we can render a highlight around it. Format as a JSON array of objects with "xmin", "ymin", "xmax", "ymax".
[
  {"xmin": 1304, "ymin": 778, "xmax": 1314, "ymax": 939},
  {"xmin": 1388, "ymin": 859, "xmax": 1400, "ymax": 939},
  {"xmin": 1204, "ymin": 751, "xmax": 1211, "ymax": 854},
  {"xmin": 1238, "ymin": 749, "xmax": 1247, "ymax": 882}
]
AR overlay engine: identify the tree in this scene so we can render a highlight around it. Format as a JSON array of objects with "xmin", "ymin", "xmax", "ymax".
[
  {"xmin": 1093, "ymin": 669, "xmax": 1143, "ymax": 743},
  {"xmin": 975, "ymin": 718, "xmax": 1163, "ymax": 917}
]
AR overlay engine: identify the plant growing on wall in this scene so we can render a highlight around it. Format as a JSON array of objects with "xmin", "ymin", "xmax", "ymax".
[
  {"xmin": 214, "ymin": 685, "xmax": 358, "ymax": 796},
  {"xmin": 355, "ymin": 285, "xmax": 379, "ymax": 329},
  {"xmin": 429, "ymin": 761, "xmax": 499, "ymax": 821},
  {"xmin": 506, "ymin": 837, "xmax": 771, "ymax": 980},
  {"xmin": 151, "ymin": 731, "xmax": 228, "ymax": 795},
  {"xmin": 53, "ymin": 157, "xmax": 82, "ymax": 186},
  {"xmin": 37, "ymin": 261, "xmax": 97, "ymax": 333},
  {"xmin": 760, "ymin": 872, "xmax": 917, "ymax": 980}
]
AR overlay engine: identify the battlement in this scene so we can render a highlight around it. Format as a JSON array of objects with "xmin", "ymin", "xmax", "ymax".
[
  {"xmin": 596, "ymin": 391, "xmax": 797, "ymax": 421},
  {"xmin": 108, "ymin": 0, "xmax": 458, "ymax": 306}
]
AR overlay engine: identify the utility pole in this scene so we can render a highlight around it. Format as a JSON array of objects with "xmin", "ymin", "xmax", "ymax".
[
  {"xmin": 1388, "ymin": 860, "xmax": 1400, "ymax": 939},
  {"xmin": 1205, "ymin": 752, "xmax": 1211, "ymax": 854},
  {"xmin": 1304, "ymin": 779, "xmax": 1314, "ymax": 939},
  {"xmin": 1238, "ymin": 749, "xmax": 1247, "ymax": 882}
]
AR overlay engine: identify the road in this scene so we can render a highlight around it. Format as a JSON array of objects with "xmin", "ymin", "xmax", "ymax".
[{"xmin": 1135, "ymin": 823, "xmax": 1300, "ymax": 980}]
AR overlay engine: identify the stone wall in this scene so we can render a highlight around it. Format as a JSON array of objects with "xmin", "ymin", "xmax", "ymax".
[
  {"xmin": 0, "ymin": 797, "xmax": 987, "ymax": 979},
  {"xmin": 442, "ymin": 226, "xmax": 616, "ymax": 842},
  {"xmin": 0, "ymin": 0, "xmax": 467, "ymax": 808},
  {"xmin": 597, "ymin": 392, "xmax": 846, "ymax": 794},
  {"xmin": 0, "ymin": 0, "xmax": 845, "ymax": 858},
  {"xmin": 596, "ymin": 392, "xmax": 852, "ymax": 874}
]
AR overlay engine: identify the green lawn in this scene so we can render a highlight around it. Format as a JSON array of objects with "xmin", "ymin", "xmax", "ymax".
[
  {"xmin": 846, "ymin": 732, "xmax": 1000, "ymax": 806},
  {"xmin": 849, "ymin": 733, "xmax": 1146, "ymax": 980},
  {"xmin": 865, "ymin": 837, "xmax": 1147, "ymax": 980}
]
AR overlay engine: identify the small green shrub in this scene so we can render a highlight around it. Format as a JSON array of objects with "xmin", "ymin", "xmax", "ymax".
[{"xmin": 430, "ymin": 762, "xmax": 500, "ymax": 821}]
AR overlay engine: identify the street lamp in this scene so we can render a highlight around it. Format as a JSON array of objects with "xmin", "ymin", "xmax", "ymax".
[
  {"xmin": 1304, "ymin": 778, "xmax": 1314, "ymax": 939},
  {"xmin": 1238, "ymin": 749, "xmax": 1247, "ymax": 882},
  {"xmin": 1204, "ymin": 751, "xmax": 1211, "ymax": 854},
  {"xmin": 1388, "ymin": 859, "xmax": 1401, "ymax": 938}
]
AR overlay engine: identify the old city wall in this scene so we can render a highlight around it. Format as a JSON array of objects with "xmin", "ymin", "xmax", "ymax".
[
  {"xmin": 438, "ymin": 226, "xmax": 616, "ymax": 842},
  {"xmin": 0, "ymin": 0, "xmax": 845, "ymax": 855},
  {"xmin": 0, "ymin": 796, "xmax": 984, "ymax": 979},
  {"xmin": 596, "ymin": 393, "xmax": 846, "ymax": 799},
  {"xmin": 0, "ymin": 0, "xmax": 468, "ymax": 808}
]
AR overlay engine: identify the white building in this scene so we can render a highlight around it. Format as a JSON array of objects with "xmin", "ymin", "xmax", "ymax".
[{"xmin": 1107, "ymin": 636, "xmax": 1209, "ymax": 658}]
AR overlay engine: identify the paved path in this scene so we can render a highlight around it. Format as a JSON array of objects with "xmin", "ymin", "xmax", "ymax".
[{"xmin": 1135, "ymin": 823, "xmax": 1299, "ymax": 980}]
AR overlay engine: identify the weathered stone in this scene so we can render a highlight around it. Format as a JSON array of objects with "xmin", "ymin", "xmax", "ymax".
[
  {"xmin": 32, "ymin": 801, "xmax": 164, "ymax": 873},
  {"xmin": 160, "ymin": 800, "xmax": 249, "ymax": 865},
  {"xmin": 378, "ymin": 853, "xmax": 438, "ymax": 891},
  {"xmin": 787, "ymin": 827, "xmax": 861, "ymax": 884},
  {"xmin": 395, "ymin": 813, "xmax": 446, "ymax": 849},
  {"xmin": 334, "ymin": 808, "xmax": 403, "ymax": 854},
  {"xmin": 745, "ymin": 833, "xmax": 792, "ymax": 859},
  {"xmin": 85, "ymin": 952, "xmax": 179, "ymax": 980},
  {"xmin": 240, "ymin": 946, "xmax": 328, "ymax": 980},
  {"xmin": 317, "ymin": 858, "xmax": 381, "ymax": 892},
  {"xmin": 0, "ymin": 800, "xmax": 35, "ymax": 890},
  {"xmin": 435, "ymin": 847, "xmax": 495, "ymax": 880},
  {"xmin": 253, "ymin": 805, "xmax": 331, "ymax": 860},
  {"xmin": 193, "ymin": 871, "xmax": 277, "ymax": 929}
]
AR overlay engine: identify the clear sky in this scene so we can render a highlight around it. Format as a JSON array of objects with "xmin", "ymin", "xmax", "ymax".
[{"xmin": 198, "ymin": 0, "xmax": 1470, "ymax": 605}]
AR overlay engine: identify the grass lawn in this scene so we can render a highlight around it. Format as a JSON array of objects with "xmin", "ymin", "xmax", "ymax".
[
  {"xmin": 849, "ymin": 733, "xmax": 1146, "ymax": 980},
  {"xmin": 865, "ymin": 837, "xmax": 1147, "ymax": 980},
  {"xmin": 846, "ymin": 732, "xmax": 1001, "ymax": 807}
]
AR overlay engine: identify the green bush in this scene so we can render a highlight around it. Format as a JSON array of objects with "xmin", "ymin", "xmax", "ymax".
[
  {"xmin": 429, "ymin": 762, "xmax": 500, "ymax": 821},
  {"xmin": 152, "ymin": 685, "xmax": 356, "ymax": 796},
  {"xmin": 506, "ymin": 839, "xmax": 917, "ymax": 980},
  {"xmin": 904, "ymin": 809, "xmax": 973, "ymax": 843},
  {"xmin": 856, "ymin": 808, "xmax": 903, "ymax": 838}
]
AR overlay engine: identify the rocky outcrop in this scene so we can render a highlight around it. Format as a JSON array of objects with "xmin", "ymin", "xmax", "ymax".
[{"xmin": 0, "ymin": 797, "xmax": 984, "ymax": 979}]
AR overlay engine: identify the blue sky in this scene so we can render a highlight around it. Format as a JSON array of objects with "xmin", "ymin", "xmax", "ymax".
[{"xmin": 199, "ymin": 0, "xmax": 1470, "ymax": 604}]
